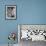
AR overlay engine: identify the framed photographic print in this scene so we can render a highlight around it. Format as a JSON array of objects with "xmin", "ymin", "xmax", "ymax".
[{"xmin": 5, "ymin": 5, "xmax": 16, "ymax": 20}]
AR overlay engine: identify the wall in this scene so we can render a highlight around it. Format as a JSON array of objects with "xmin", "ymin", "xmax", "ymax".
[{"xmin": 0, "ymin": 0, "xmax": 46, "ymax": 44}]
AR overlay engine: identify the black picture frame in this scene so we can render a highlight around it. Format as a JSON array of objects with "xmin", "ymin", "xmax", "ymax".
[{"xmin": 5, "ymin": 5, "xmax": 17, "ymax": 20}]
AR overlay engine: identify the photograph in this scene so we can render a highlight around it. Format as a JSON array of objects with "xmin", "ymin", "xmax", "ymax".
[{"xmin": 5, "ymin": 5, "xmax": 16, "ymax": 20}]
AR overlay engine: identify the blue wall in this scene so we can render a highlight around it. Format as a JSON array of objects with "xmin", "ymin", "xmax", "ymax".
[{"xmin": 0, "ymin": 0, "xmax": 46, "ymax": 44}]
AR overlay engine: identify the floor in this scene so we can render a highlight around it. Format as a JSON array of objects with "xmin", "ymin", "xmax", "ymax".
[
  {"xmin": 19, "ymin": 39, "xmax": 46, "ymax": 46},
  {"xmin": 0, "ymin": 44, "xmax": 18, "ymax": 46},
  {"xmin": 0, "ymin": 40, "xmax": 46, "ymax": 46}
]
